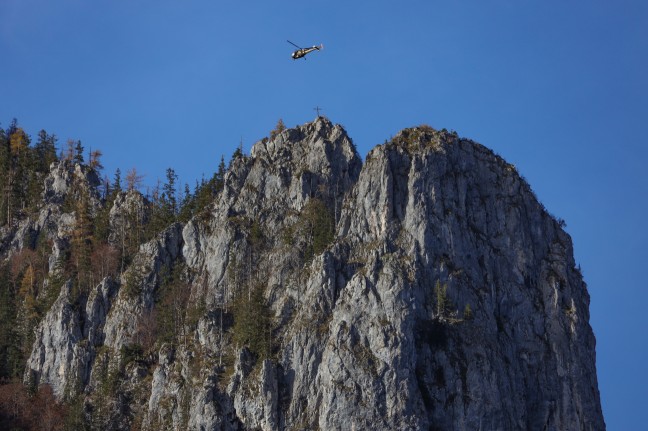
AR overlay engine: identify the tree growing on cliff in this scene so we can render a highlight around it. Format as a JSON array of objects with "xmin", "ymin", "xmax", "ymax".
[
  {"xmin": 155, "ymin": 263, "xmax": 191, "ymax": 347},
  {"xmin": 0, "ymin": 120, "xmax": 61, "ymax": 225},
  {"xmin": 299, "ymin": 197, "xmax": 334, "ymax": 261},
  {"xmin": 463, "ymin": 303, "xmax": 473, "ymax": 320},
  {"xmin": 270, "ymin": 118, "xmax": 286, "ymax": 141},
  {"xmin": 73, "ymin": 140, "xmax": 84, "ymax": 164},
  {"xmin": 435, "ymin": 280, "xmax": 448, "ymax": 319},
  {"xmin": 70, "ymin": 190, "xmax": 94, "ymax": 292},
  {"xmin": 146, "ymin": 168, "xmax": 179, "ymax": 236},
  {"xmin": 231, "ymin": 283, "xmax": 272, "ymax": 360},
  {"xmin": 34, "ymin": 130, "xmax": 58, "ymax": 174}
]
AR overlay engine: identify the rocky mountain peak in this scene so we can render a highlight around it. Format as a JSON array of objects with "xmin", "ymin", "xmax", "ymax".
[
  {"xmin": 1, "ymin": 119, "xmax": 604, "ymax": 430},
  {"xmin": 246, "ymin": 116, "xmax": 361, "ymax": 209},
  {"xmin": 42, "ymin": 159, "xmax": 101, "ymax": 206}
]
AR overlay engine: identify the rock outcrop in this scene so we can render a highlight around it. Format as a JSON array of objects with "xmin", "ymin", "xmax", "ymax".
[{"xmin": 5, "ymin": 118, "xmax": 604, "ymax": 430}]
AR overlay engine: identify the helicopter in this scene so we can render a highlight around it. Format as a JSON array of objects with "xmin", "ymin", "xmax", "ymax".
[{"xmin": 288, "ymin": 40, "xmax": 323, "ymax": 60}]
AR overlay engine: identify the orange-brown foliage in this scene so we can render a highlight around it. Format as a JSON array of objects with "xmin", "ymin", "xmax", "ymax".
[{"xmin": 0, "ymin": 380, "xmax": 67, "ymax": 431}]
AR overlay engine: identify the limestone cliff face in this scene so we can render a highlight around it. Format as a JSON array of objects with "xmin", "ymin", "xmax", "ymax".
[
  {"xmin": 6, "ymin": 118, "xmax": 604, "ymax": 430},
  {"xmin": 329, "ymin": 128, "xmax": 603, "ymax": 430}
]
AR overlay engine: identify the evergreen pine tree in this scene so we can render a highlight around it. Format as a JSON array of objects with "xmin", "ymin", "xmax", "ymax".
[
  {"xmin": 230, "ymin": 144, "xmax": 244, "ymax": 166},
  {"xmin": 299, "ymin": 198, "xmax": 334, "ymax": 260},
  {"xmin": 232, "ymin": 283, "xmax": 272, "ymax": 360},
  {"xmin": 216, "ymin": 155, "xmax": 226, "ymax": 183},
  {"xmin": 178, "ymin": 183, "xmax": 194, "ymax": 222},
  {"xmin": 73, "ymin": 140, "xmax": 84, "ymax": 163},
  {"xmin": 34, "ymin": 130, "xmax": 58, "ymax": 173},
  {"xmin": 162, "ymin": 167, "xmax": 178, "ymax": 223},
  {"xmin": 71, "ymin": 191, "xmax": 94, "ymax": 293},
  {"xmin": 113, "ymin": 168, "xmax": 122, "ymax": 194}
]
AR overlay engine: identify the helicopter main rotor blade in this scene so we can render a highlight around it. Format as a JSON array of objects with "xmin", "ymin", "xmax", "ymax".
[{"xmin": 287, "ymin": 40, "xmax": 302, "ymax": 49}]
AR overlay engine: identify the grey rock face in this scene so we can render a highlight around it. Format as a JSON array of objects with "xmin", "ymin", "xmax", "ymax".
[
  {"xmin": 10, "ymin": 119, "xmax": 604, "ymax": 430},
  {"xmin": 25, "ymin": 280, "xmax": 86, "ymax": 397},
  {"xmin": 24, "ymin": 277, "xmax": 120, "ymax": 398},
  {"xmin": 325, "ymin": 128, "xmax": 604, "ymax": 430},
  {"xmin": 108, "ymin": 190, "xmax": 149, "ymax": 247},
  {"xmin": 182, "ymin": 118, "xmax": 362, "ymax": 308},
  {"xmin": 42, "ymin": 160, "xmax": 101, "ymax": 206},
  {"xmin": 102, "ymin": 223, "xmax": 184, "ymax": 351}
]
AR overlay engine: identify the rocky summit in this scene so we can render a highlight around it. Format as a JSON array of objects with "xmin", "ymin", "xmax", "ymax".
[{"xmin": 1, "ymin": 117, "xmax": 604, "ymax": 430}]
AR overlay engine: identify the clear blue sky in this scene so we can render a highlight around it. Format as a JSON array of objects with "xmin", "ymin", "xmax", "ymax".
[{"xmin": 1, "ymin": 1, "xmax": 646, "ymax": 428}]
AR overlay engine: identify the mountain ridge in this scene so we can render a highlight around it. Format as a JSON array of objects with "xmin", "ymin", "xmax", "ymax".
[{"xmin": 0, "ymin": 117, "xmax": 604, "ymax": 430}]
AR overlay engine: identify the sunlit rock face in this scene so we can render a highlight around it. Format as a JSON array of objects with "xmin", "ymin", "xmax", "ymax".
[{"xmin": 13, "ymin": 118, "xmax": 604, "ymax": 430}]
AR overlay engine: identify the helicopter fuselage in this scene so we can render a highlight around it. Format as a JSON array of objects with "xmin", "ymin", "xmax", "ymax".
[{"xmin": 291, "ymin": 45, "xmax": 322, "ymax": 60}]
